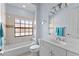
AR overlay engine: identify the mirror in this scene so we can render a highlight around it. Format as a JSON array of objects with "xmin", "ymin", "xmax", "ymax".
[{"xmin": 49, "ymin": 3, "xmax": 79, "ymax": 38}]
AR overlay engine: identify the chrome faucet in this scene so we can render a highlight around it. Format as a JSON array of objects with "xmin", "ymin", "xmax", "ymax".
[{"xmin": 56, "ymin": 37, "xmax": 61, "ymax": 40}]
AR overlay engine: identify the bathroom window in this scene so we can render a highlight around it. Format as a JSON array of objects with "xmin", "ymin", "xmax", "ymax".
[{"xmin": 14, "ymin": 18, "xmax": 33, "ymax": 37}]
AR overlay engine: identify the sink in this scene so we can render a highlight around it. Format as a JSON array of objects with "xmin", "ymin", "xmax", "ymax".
[
  {"xmin": 49, "ymin": 39, "xmax": 67, "ymax": 45},
  {"xmin": 57, "ymin": 40, "xmax": 66, "ymax": 45}
]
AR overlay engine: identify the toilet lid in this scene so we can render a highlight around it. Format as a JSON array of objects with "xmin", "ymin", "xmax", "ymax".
[{"xmin": 30, "ymin": 45, "xmax": 40, "ymax": 49}]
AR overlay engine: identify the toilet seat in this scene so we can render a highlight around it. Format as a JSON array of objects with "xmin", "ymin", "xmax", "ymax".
[{"xmin": 30, "ymin": 45, "xmax": 40, "ymax": 50}]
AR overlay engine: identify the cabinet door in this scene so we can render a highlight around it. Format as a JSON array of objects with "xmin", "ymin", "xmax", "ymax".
[
  {"xmin": 0, "ymin": 53, "xmax": 2, "ymax": 56},
  {"xmin": 67, "ymin": 51, "xmax": 79, "ymax": 56},
  {"xmin": 51, "ymin": 45, "xmax": 66, "ymax": 56},
  {"xmin": 39, "ymin": 40, "xmax": 51, "ymax": 56}
]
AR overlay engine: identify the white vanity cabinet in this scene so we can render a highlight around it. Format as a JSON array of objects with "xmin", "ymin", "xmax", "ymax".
[
  {"xmin": 67, "ymin": 51, "xmax": 79, "ymax": 56},
  {"xmin": 51, "ymin": 45, "xmax": 66, "ymax": 56},
  {"xmin": 40, "ymin": 40, "xmax": 66, "ymax": 56},
  {"xmin": 39, "ymin": 40, "xmax": 52, "ymax": 56},
  {"xmin": 40, "ymin": 40, "xmax": 79, "ymax": 56}
]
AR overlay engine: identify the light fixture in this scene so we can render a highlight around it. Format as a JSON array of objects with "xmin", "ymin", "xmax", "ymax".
[
  {"xmin": 50, "ymin": 3, "xmax": 68, "ymax": 17},
  {"xmin": 22, "ymin": 5, "xmax": 26, "ymax": 8}
]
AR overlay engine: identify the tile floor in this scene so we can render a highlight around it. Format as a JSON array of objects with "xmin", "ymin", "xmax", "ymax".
[{"xmin": 19, "ymin": 51, "xmax": 32, "ymax": 56}]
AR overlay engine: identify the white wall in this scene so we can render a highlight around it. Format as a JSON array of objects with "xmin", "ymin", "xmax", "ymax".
[
  {"xmin": 5, "ymin": 4, "xmax": 35, "ymax": 45},
  {"xmin": 40, "ymin": 4, "xmax": 49, "ymax": 39},
  {"xmin": 0, "ymin": 4, "xmax": 1, "ymax": 23},
  {"xmin": 36, "ymin": 4, "xmax": 41, "ymax": 40},
  {"xmin": 36, "ymin": 3, "xmax": 57, "ymax": 40},
  {"xmin": 36, "ymin": 4, "xmax": 50, "ymax": 40}
]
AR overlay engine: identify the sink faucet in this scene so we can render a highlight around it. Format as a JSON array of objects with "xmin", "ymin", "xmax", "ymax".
[
  {"xmin": 56, "ymin": 37, "xmax": 61, "ymax": 41},
  {"xmin": 56, "ymin": 36, "xmax": 66, "ymax": 42}
]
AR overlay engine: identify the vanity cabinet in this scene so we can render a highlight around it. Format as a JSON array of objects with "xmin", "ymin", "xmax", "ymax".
[
  {"xmin": 40, "ymin": 40, "xmax": 66, "ymax": 56},
  {"xmin": 0, "ymin": 52, "xmax": 2, "ymax": 56},
  {"xmin": 39, "ymin": 40, "xmax": 52, "ymax": 56},
  {"xmin": 51, "ymin": 45, "xmax": 66, "ymax": 56},
  {"xmin": 40, "ymin": 40, "xmax": 79, "ymax": 56},
  {"xmin": 67, "ymin": 51, "xmax": 79, "ymax": 56}
]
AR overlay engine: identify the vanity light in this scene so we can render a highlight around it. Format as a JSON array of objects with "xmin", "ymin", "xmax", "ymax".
[
  {"xmin": 22, "ymin": 5, "xmax": 26, "ymax": 8},
  {"xmin": 50, "ymin": 3, "xmax": 68, "ymax": 17}
]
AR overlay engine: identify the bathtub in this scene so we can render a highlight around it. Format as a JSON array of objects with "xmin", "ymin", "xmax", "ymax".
[{"xmin": 3, "ymin": 41, "xmax": 33, "ymax": 56}]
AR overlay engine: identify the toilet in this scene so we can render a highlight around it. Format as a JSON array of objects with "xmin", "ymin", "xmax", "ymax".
[
  {"xmin": 30, "ymin": 39, "xmax": 40, "ymax": 56},
  {"xmin": 30, "ymin": 45, "xmax": 40, "ymax": 56}
]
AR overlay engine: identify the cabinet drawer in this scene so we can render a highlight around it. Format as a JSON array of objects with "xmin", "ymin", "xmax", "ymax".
[
  {"xmin": 51, "ymin": 45, "xmax": 66, "ymax": 56},
  {"xmin": 0, "ymin": 53, "xmax": 2, "ymax": 56},
  {"xmin": 40, "ymin": 40, "xmax": 66, "ymax": 56},
  {"xmin": 67, "ymin": 51, "xmax": 79, "ymax": 56},
  {"xmin": 40, "ymin": 40, "xmax": 51, "ymax": 56}
]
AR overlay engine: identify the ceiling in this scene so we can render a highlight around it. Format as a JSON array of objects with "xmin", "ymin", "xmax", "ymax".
[{"xmin": 6, "ymin": 3, "xmax": 36, "ymax": 13}]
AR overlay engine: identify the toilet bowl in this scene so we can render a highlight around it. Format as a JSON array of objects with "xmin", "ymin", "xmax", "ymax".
[{"xmin": 30, "ymin": 45, "xmax": 40, "ymax": 56}]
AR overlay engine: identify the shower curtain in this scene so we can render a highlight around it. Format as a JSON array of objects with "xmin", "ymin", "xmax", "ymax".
[{"xmin": 0, "ymin": 23, "xmax": 3, "ymax": 50}]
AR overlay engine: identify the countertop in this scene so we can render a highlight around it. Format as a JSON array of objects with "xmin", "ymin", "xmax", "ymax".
[{"xmin": 41, "ymin": 39, "xmax": 79, "ymax": 55}]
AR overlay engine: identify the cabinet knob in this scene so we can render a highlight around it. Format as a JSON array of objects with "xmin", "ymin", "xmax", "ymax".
[
  {"xmin": 67, "ymin": 34, "xmax": 71, "ymax": 35},
  {"xmin": 49, "ymin": 50, "xmax": 55, "ymax": 56}
]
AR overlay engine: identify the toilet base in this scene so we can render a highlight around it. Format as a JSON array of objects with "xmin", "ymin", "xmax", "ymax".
[{"xmin": 31, "ymin": 51, "xmax": 39, "ymax": 56}]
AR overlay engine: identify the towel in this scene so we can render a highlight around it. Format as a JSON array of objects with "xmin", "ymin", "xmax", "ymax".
[{"xmin": 56, "ymin": 27, "xmax": 64, "ymax": 36}]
